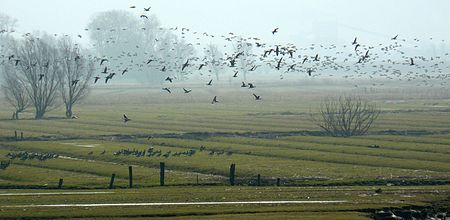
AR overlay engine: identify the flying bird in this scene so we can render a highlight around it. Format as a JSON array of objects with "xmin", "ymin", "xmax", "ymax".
[
  {"xmin": 392, "ymin": 34, "xmax": 398, "ymax": 40},
  {"xmin": 71, "ymin": 80, "xmax": 79, "ymax": 86},
  {"xmin": 182, "ymin": 59, "xmax": 189, "ymax": 71},
  {"xmin": 100, "ymin": 58, "xmax": 108, "ymax": 65},
  {"xmin": 206, "ymin": 79, "xmax": 213, "ymax": 86},
  {"xmin": 123, "ymin": 114, "xmax": 131, "ymax": 123},
  {"xmin": 253, "ymin": 94, "xmax": 261, "ymax": 100},
  {"xmin": 183, "ymin": 88, "xmax": 192, "ymax": 93},
  {"xmin": 352, "ymin": 37, "xmax": 357, "ymax": 45},
  {"xmin": 211, "ymin": 96, "xmax": 219, "ymax": 104},
  {"xmin": 233, "ymin": 71, "xmax": 238, "ymax": 77},
  {"xmin": 162, "ymin": 87, "xmax": 171, "ymax": 93},
  {"xmin": 94, "ymin": 76, "xmax": 100, "ymax": 84},
  {"xmin": 165, "ymin": 76, "xmax": 173, "ymax": 83},
  {"xmin": 272, "ymin": 28, "xmax": 279, "ymax": 35},
  {"xmin": 144, "ymin": 6, "xmax": 151, "ymax": 11}
]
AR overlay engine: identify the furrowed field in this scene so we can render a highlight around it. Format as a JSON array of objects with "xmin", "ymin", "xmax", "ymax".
[{"xmin": 0, "ymin": 83, "xmax": 449, "ymax": 219}]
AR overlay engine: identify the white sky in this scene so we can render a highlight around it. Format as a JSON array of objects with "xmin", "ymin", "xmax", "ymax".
[{"xmin": 1, "ymin": 0, "xmax": 450, "ymax": 47}]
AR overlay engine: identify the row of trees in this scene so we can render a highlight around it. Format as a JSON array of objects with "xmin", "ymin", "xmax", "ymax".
[{"xmin": 1, "ymin": 34, "xmax": 94, "ymax": 119}]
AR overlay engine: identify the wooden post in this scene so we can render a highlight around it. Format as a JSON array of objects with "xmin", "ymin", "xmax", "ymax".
[
  {"xmin": 58, "ymin": 178, "xmax": 64, "ymax": 189},
  {"xmin": 109, "ymin": 173, "xmax": 116, "ymax": 189},
  {"xmin": 128, "ymin": 166, "xmax": 133, "ymax": 188},
  {"xmin": 230, "ymin": 164, "xmax": 236, "ymax": 186},
  {"xmin": 20, "ymin": 132, "xmax": 23, "ymax": 140},
  {"xmin": 160, "ymin": 162, "xmax": 165, "ymax": 186},
  {"xmin": 196, "ymin": 174, "xmax": 199, "ymax": 185},
  {"xmin": 14, "ymin": 131, "xmax": 17, "ymax": 141},
  {"xmin": 276, "ymin": 178, "xmax": 281, "ymax": 186},
  {"xmin": 257, "ymin": 174, "xmax": 261, "ymax": 186}
]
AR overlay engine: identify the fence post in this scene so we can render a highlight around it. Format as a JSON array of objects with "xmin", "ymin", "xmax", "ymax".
[
  {"xmin": 109, "ymin": 173, "xmax": 116, "ymax": 189},
  {"xmin": 196, "ymin": 174, "xmax": 199, "ymax": 185},
  {"xmin": 257, "ymin": 174, "xmax": 261, "ymax": 186},
  {"xmin": 128, "ymin": 166, "xmax": 133, "ymax": 188},
  {"xmin": 58, "ymin": 178, "xmax": 64, "ymax": 189},
  {"xmin": 20, "ymin": 132, "xmax": 23, "ymax": 140},
  {"xmin": 14, "ymin": 131, "xmax": 17, "ymax": 141},
  {"xmin": 276, "ymin": 178, "xmax": 281, "ymax": 186},
  {"xmin": 160, "ymin": 162, "xmax": 165, "ymax": 186},
  {"xmin": 230, "ymin": 164, "xmax": 236, "ymax": 186}
]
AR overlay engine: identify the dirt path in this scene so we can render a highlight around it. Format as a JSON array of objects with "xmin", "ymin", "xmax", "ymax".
[{"xmin": 3, "ymin": 200, "xmax": 348, "ymax": 208}]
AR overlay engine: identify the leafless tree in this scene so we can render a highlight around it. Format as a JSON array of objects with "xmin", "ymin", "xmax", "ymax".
[
  {"xmin": 205, "ymin": 44, "xmax": 223, "ymax": 81},
  {"xmin": 11, "ymin": 35, "xmax": 60, "ymax": 119},
  {"xmin": 311, "ymin": 96, "xmax": 380, "ymax": 137},
  {"xmin": 1, "ymin": 63, "xmax": 30, "ymax": 119},
  {"xmin": 57, "ymin": 37, "xmax": 95, "ymax": 118},
  {"xmin": 233, "ymin": 36, "xmax": 254, "ymax": 81}
]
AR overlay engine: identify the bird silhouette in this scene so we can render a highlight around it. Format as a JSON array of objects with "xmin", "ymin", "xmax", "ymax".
[
  {"xmin": 165, "ymin": 76, "xmax": 173, "ymax": 83},
  {"xmin": 206, "ymin": 79, "xmax": 213, "ymax": 86},
  {"xmin": 71, "ymin": 80, "xmax": 79, "ymax": 86},
  {"xmin": 211, "ymin": 96, "xmax": 219, "ymax": 104},
  {"xmin": 140, "ymin": 15, "xmax": 149, "ymax": 19},
  {"xmin": 101, "ymin": 66, "xmax": 108, "ymax": 74},
  {"xmin": 233, "ymin": 71, "xmax": 238, "ymax": 77},
  {"xmin": 272, "ymin": 28, "xmax": 279, "ymax": 35},
  {"xmin": 392, "ymin": 35, "xmax": 398, "ymax": 40},
  {"xmin": 410, "ymin": 58, "xmax": 415, "ymax": 66},
  {"xmin": 144, "ymin": 6, "xmax": 151, "ymax": 11},
  {"xmin": 94, "ymin": 76, "xmax": 100, "ymax": 84},
  {"xmin": 121, "ymin": 68, "xmax": 128, "ymax": 75},
  {"xmin": 162, "ymin": 87, "xmax": 171, "ymax": 93},
  {"xmin": 182, "ymin": 59, "xmax": 189, "ymax": 71},
  {"xmin": 123, "ymin": 114, "xmax": 131, "ymax": 123},
  {"xmin": 352, "ymin": 37, "xmax": 357, "ymax": 45},
  {"xmin": 253, "ymin": 94, "xmax": 261, "ymax": 100},
  {"xmin": 248, "ymin": 83, "xmax": 255, "ymax": 88},
  {"xmin": 183, "ymin": 88, "xmax": 192, "ymax": 93},
  {"xmin": 241, "ymin": 82, "xmax": 247, "ymax": 87},
  {"xmin": 38, "ymin": 74, "xmax": 45, "ymax": 81},
  {"xmin": 100, "ymin": 58, "xmax": 108, "ymax": 65}
]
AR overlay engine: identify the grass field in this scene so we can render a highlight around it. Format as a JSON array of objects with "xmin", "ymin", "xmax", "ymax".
[{"xmin": 0, "ymin": 83, "xmax": 449, "ymax": 219}]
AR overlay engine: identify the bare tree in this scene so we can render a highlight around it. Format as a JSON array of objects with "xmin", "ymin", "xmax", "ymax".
[
  {"xmin": 1, "ymin": 63, "xmax": 30, "ymax": 119},
  {"xmin": 205, "ymin": 44, "xmax": 223, "ymax": 81},
  {"xmin": 233, "ymin": 36, "xmax": 254, "ymax": 81},
  {"xmin": 57, "ymin": 37, "xmax": 94, "ymax": 118},
  {"xmin": 11, "ymin": 35, "xmax": 60, "ymax": 119},
  {"xmin": 311, "ymin": 96, "xmax": 380, "ymax": 137}
]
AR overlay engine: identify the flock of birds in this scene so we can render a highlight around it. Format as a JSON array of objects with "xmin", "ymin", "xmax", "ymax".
[{"xmin": 1, "ymin": 4, "xmax": 449, "ymax": 124}]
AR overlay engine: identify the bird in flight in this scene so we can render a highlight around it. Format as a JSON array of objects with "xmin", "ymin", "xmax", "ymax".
[
  {"xmin": 233, "ymin": 71, "xmax": 238, "ymax": 78},
  {"xmin": 272, "ymin": 28, "xmax": 279, "ymax": 35},
  {"xmin": 248, "ymin": 83, "xmax": 255, "ymax": 89},
  {"xmin": 121, "ymin": 68, "xmax": 128, "ymax": 75},
  {"xmin": 253, "ymin": 94, "xmax": 261, "ymax": 100},
  {"xmin": 241, "ymin": 82, "xmax": 247, "ymax": 87},
  {"xmin": 392, "ymin": 35, "xmax": 398, "ymax": 40},
  {"xmin": 165, "ymin": 76, "xmax": 173, "ymax": 83},
  {"xmin": 206, "ymin": 79, "xmax": 213, "ymax": 86},
  {"xmin": 183, "ymin": 88, "xmax": 192, "ymax": 93},
  {"xmin": 352, "ymin": 37, "xmax": 357, "ymax": 45},
  {"xmin": 140, "ymin": 15, "xmax": 149, "ymax": 19},
  {"xmin": 38, "ymin": 74, "xmax": 45, "ymax": 81},
  {"xmin": 276, "ymin": 57, "xmax": 283, "ymax": 70},
  {"xmin": 123, "ymin": 114, "xmax": 131, "ymax": 123},
  {"xmin": 71, "ymin": 80, "xmax": 79, "ymax": 86},
  {"xmin": 162, "ymin": 87, "xmax": 171, "ymax": 93},
  {"xmin": 410, "ymin": 58, "xmax": 415, "ymax": 66},
  {"xmin": 182, "ymin": 59, "xmax": 189, "ymax": 71},
  {"xmin": 101, "ymin": 66, "xmax": 108, "ymax": 74},
  {"xmin": 144, "ymin": 7, "xmax": 151, "ymax": 11},
  {"xmin": 94, "ymin": 76, "xmax": 100, "ymax": 84},
  {"xmin": 211, "ymin": 96, "xmax": 219, "ymax": 104},
  {"xmin": 100, "ymin": 58, "xmax": 108, "ymax": 65}
]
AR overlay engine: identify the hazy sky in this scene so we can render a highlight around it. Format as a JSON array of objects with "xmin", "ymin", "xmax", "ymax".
[{"xmin": 1, "ymin": 0, "xmax": 450, "ymax": 46}]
